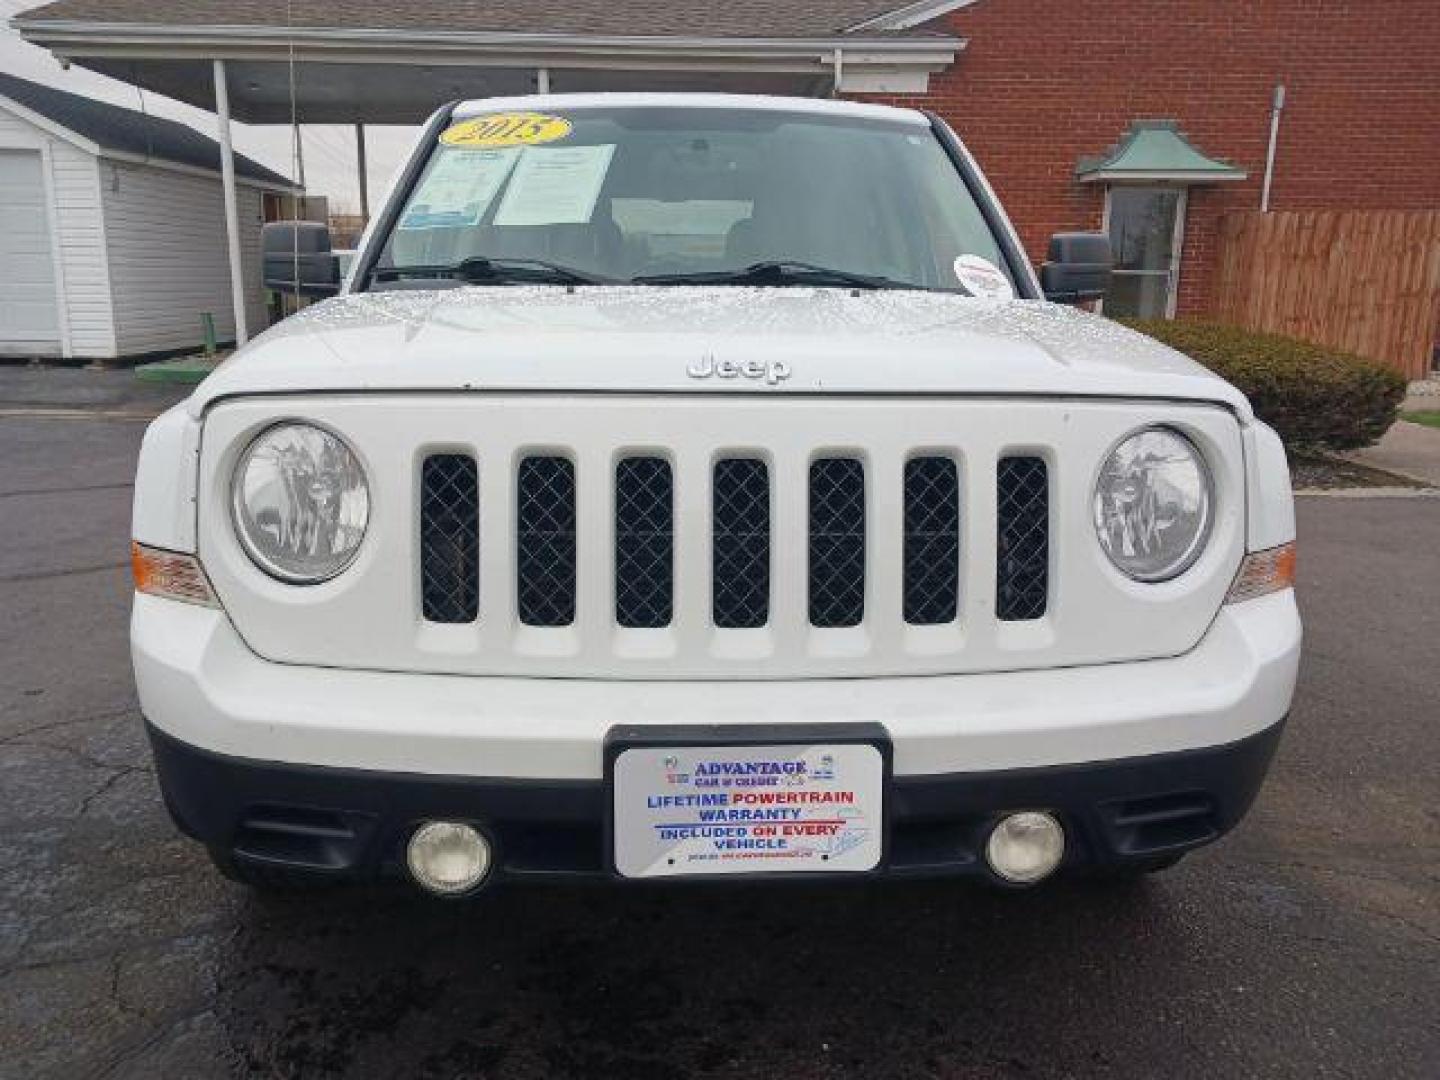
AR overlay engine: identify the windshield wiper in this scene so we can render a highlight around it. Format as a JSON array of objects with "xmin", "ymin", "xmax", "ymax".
[
  {"xmin": 631, "ymin": 260, "xmax": 917, "ymax": 291},
  {"xmin": 371, "ymin": 256, "xmax": 615, "ymax": 287}
]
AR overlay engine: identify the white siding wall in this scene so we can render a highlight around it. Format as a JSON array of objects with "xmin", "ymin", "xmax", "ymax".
[
  {"xmin": 240, "ymin": 186, "xmax": 267, "ymax": 337},
  {"xmin": 101, "ymin": 160, "xmax": 268, "ymax": 355},
  {"xmin": 50, "ymin": 142, "xmax": 115, "ymax": 357},
  {"xmin": 0, "ymin": 106, "xmax": 116, "ymax": 358}
]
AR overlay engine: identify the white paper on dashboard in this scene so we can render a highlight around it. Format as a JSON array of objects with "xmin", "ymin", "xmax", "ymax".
[
  {"xmin": 493, "ymin": 144, "xmax": 617, "ymax": 227},
  {"xmin": 398, "ymin": 148, "xmax": 521, "ymax": 230}
]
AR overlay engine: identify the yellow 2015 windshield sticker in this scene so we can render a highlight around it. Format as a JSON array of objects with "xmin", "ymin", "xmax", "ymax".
[{"xmin": 440, "ymin": 113, "xmax": 573, "ymax": 149}]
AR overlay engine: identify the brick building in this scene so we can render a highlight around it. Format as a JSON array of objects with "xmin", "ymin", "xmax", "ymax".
[
  {"xmin": 859, "ymin": 0, "xmax": 1440, "ymax": 320},
  {"xmin": 14, "ymin": 0, "xmax": 1440, "ymax": 337}
]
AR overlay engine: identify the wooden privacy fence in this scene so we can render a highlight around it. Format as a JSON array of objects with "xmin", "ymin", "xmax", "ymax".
[{"xmin": 1212, "ymin": 209, "xmax": 1440, "ymax": 380}]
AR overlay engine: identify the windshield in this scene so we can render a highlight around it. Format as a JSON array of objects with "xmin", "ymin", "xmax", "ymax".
[{"xmin": 367, "ymin": 105, "xmax": 1013, "ymax": 293}]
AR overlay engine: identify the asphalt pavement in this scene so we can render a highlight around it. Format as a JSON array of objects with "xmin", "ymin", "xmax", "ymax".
[{"xmin": 1, "ymin": 368, "xmax": 1436, "ymax": 1079}]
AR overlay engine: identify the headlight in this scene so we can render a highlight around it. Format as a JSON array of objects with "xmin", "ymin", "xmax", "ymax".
[
  {"xmin": 232, "ymin": 422, "xmax": 369, "ymax": 583},
  {"xmin": 1093, "ymin": 426, "xmax": 1212, "ymax": 582}
]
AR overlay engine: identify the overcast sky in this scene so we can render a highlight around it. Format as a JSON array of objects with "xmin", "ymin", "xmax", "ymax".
[{"xmin": 0, "ymin": 0, "xmax": 419, "ymax": 214}]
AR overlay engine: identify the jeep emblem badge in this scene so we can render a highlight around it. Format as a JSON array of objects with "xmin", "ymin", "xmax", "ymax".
[{"xmin": 687, "ymin": 354, "xmax": 792, "ymax": 386}]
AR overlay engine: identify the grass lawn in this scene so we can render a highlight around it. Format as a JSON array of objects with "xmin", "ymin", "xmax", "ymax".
[{"xmin": 1405, "ymin": 411, "xmax": 1440, "ymax": 430}]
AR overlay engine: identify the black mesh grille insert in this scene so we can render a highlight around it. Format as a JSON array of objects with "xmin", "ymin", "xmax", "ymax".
[
  {"xmin": 614, "ymin": 456, "xmax": 674, "ymax": 628},
  {"xmin": 419, "ymin": 454, "xmax": 479, "ymax": 624},
  {"xmin": 712, "ymin": 458, "xmax": 770, "ymax": 629},
  {"xmin": 809, "ymin": 457, "xmax": 866, "ymax": 628},
  {"xmin": 516, "ymin": 456, "xmax": 576, "ymax": 627},
  {"xmin": 996, "ymin": 456, "xmax": 1049, "ymax": 621},
  {"xmin": 904, "ymin": 456, "xmax": 959, "ymax": 625}
]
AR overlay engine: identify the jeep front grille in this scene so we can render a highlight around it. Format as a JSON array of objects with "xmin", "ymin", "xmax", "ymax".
[
  {"xmin": 417, "ymin": 451, "xmax": 1049, "ymax": 633},
  {"xmin": 207, "ymin": 396, "xmax": 1245, "ymax": 680}
]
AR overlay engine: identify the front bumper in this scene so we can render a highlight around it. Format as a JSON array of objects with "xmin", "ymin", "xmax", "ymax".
[
  {"xmin": 149, "ymin": 718, "xmax": 1285, "ymax": 883},
  {"xmin": 132, "ymin": 590, "xmax": 1300, "ymax": 779},
  {"xmin": 133, "ymin": 589, "xmax": 1300, "ymax": 885}
]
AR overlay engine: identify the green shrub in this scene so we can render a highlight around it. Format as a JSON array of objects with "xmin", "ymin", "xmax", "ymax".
[{"xmin": 1120, "ymin": 319, "xmax": 1407, "ymax": 453}]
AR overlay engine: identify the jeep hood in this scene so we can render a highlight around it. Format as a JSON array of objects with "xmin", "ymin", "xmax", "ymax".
[{"xmin": 189, "ymin": 287, "xmax": 1252, "ymax": 420}]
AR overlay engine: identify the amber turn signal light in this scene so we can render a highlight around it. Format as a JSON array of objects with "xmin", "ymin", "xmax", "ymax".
[
  {"xmin": 1224, "ymin": 542, "xmax": 1296, "ymax": 605},
  {"xmin": 131, "ymin": 542, "xmax": 219, "ymax": 608}
]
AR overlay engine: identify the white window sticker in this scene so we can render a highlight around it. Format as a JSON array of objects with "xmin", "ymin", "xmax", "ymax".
[
  {"xmin": 493, "ymin": 144, "xmax": 617, "ymax": 227},
  {"xmin": 398, "ymin": 148, "xmax": 521, "ymax": 231},
  {"xmin": 952, "ymin": 254, "xmax": 1016, "ymax": 300}
]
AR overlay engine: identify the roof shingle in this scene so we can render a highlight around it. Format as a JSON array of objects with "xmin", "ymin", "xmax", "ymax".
[{"xmin": 0, "ymin": 73, "xmax": 293, "ymax": 187}]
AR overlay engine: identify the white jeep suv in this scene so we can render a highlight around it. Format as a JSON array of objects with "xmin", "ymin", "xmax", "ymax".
[{"xmin": 130, "ymin": 95, "xmax": 1300, "ymax": 895}]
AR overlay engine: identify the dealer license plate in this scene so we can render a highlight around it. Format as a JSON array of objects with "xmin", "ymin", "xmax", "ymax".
[{"xmin": 612, "ymin": 743, "xmax": 884, "ymax": 878}]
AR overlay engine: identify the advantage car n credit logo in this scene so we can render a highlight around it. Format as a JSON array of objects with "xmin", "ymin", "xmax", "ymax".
[{"xmin": 687, "ymin": 354, "xmax": 792, "ymax": 385}]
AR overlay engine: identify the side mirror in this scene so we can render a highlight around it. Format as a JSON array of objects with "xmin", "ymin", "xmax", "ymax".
[
  {"xmin": 262, "ymin": 221, "xmax": 340, "ymax": 297},
  {"xmin": 1040, "ymin": 231, "xmax": 1112, "ymax": 304}
]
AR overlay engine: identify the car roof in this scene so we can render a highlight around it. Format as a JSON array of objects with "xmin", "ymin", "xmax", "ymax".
[{"xmin": 450, "ymin": 92, "xmax": 929, "ymax": 126}]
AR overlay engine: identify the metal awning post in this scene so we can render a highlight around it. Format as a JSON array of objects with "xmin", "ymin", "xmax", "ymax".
[
  {"xmin": 212, "ymin": 58, "xmax": 248, "ymax": 345},
  {"xmin": 355, "ymin": 122, "xmax": 369, "ymax": 223}
]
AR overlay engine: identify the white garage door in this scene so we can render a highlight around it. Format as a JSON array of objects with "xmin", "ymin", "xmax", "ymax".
[{"xmin": 0, "ymin": 150, "xmax": 61, "ymax": 356}]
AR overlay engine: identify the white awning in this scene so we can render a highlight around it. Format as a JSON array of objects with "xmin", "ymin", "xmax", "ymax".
[{"xmin": 14, "ymin": 24, "xmax": 964, "ymax": 123}]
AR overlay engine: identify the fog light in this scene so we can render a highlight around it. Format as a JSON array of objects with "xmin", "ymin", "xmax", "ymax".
[
  {"xmin": 985, "ymin": 812, "xmax": 1065, "ymax": 884},
  {"xmin": 406, "ymin": 822, "xmax": 491, "ymax": 896}
]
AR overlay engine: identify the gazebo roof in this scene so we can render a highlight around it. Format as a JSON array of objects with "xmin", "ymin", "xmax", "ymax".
[
  {"xmin": 0, "ymin": 72, "xmax": 292, "ymax": 187},
  {"xmin": 1076, "ymin": 120, "xmax": 1246, "ymax": 184}
]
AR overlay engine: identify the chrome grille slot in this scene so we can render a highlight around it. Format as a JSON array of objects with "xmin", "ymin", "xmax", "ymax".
[
  {"xmin": 419, "ymin": 454, "xmax": 479, "ymax": 624},
  {"xmin": 614, "ymin": 456, "xmax": 674, "ymax": 629},
  {"xmin": 516, "ymin": 455, "xmax": 576, "ymax": 627},
  {"xmin": 903, "ymin": 456, "xmax": 960, "ymax": 625},
  {"xmin": 996, "ymin": 456, "xmax": 1049, "ymax": 621},
  {"xmin": 712, "ymin": 458, "xmax": 771, "ymax": 629},
  {"xmin": 808, "ymin": 457, "xmax": 866, "ymax": 628}
]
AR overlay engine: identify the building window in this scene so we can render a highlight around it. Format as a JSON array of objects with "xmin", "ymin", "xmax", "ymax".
[{"xmin": 1101, "ymin": 186, "xmax": 1188, "ymax": 319}]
